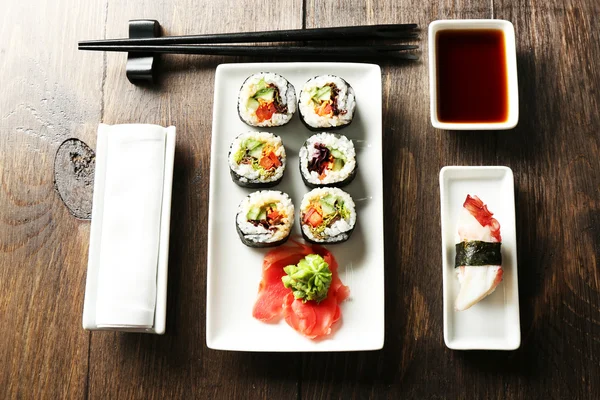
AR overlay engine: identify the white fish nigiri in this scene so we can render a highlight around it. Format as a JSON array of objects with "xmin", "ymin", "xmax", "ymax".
[{"xmin": 455, "ymin": 195, "xmax": 503, "ymax": 311}]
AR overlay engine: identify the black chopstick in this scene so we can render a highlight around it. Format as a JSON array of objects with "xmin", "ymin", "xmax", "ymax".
[
  {"xmin": 78, "ymin": 24, "xmax": 418, "ymax": 47},
  {"xmin": 79, "ymin": 24, "xmax": 417, "ymax": 46},
  {"xmin": 77, "ymin": 44, "xmax": 420, "ymax": 59}
]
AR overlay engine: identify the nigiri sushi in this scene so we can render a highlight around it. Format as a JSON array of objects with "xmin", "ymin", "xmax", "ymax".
[{"xmin": 454, "ymin": 195, "xmax": 503, "ymax": 311}]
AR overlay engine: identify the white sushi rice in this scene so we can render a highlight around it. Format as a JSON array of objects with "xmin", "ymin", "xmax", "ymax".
[
  {"xmin": 299, "ymin": 133, "xmax": 356, "ymax": 185},
  {"xmin": 238, "ymin": 72, "xmax": 297, "ymax": 127},
  {"xmin": 300, "ymin": 188, "xmax": 356, "ymax": 242},
  {"xmin": 228, "ymin": 132, "xmax": 286, "ymax": 184},
  {"xmin": 237, "ymin": 191, "xmax": 294, "ymax": 243},
  {"xmin": 299, "ymin": 75, "xmax": 356, "ymax": 129}
]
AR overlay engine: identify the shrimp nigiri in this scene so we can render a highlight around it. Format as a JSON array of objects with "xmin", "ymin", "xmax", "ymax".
[{"xmin": 455, "ymin": 195, "xmax": 503, "ymax": 311}]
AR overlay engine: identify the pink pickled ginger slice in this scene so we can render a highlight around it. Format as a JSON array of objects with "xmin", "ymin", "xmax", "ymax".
[{"xmin": 252, "ymin": 241, "xmax": 349, "ymax": 338}]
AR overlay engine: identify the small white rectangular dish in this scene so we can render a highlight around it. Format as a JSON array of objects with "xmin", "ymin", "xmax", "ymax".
[
  {"xmin": 429, "ymin": 19, "xmax": 519, "ymax": 130},
  {"xmin": 439, "ymin": 166, "xmax": 520, "ymax": 350},
  {"xmin": 206, "ymin": 63, "xmax": 385, "ymax": 352},
  {"xmin": 82, "ymin": 124, "xmax": 176, "ymax": 334}
]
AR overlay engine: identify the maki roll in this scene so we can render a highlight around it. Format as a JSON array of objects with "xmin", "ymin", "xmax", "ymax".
[
  {"xmin": 238, "ymin": 72, "xmax": 296, "ymax": 127},
  {"xmin": 298, "ymin": 75, "xmax": 356, "ymax": 130},
  {"xmin": 236, "ymin": 191, "xmax": 294, "ymax": 248},
  {"xmin": 228, "ymin": 132, "xmax": 286, "ymax": 188},
  {"xmin": 300, "ymin": 188, "xmax": 356, "ymax": 244},
  {"xmin": 299, "ymin": 133, "xmax": 356, "ymax": 188}
]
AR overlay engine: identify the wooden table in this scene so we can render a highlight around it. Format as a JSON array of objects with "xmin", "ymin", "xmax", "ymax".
[{"xmin": 1, "ymin": 0, "xmax": 599, "ymax": 398}]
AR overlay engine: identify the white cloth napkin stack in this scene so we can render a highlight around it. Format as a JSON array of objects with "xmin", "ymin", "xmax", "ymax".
[{"xmin": 83, "ymin": 123, "xmax": 175, "ymax": 332}]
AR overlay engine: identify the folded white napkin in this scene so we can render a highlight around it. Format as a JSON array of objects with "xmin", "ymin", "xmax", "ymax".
[{"xmin": 94, "ymin": 124, "xmax": 167, "ymax": 328}]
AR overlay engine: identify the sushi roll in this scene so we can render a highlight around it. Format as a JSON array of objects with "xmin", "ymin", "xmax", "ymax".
[
  {"xmin": 228, "ymin": 132, "xmax": 286, "ymax": 188},
  {"xmin": 299, "ymin": 133, "xmax": 356, "ymax": 188},
  {"xmin": 298, "ymin": 75, "xmax": 356, "ymax": 130},
  {"xmin": 454, "ymin": 195, "xmax": 504, "ymax": 311},
  {"xmin": 238, "ymin": 72, "xmax": 296, "ymax": 127},
  {"xmin": 236, "ymin": 191, "xmax": 294, "ymax": 248},
  {"xmin": 300, "ymin": 188, "xmax": 356, "ymax": 244}
]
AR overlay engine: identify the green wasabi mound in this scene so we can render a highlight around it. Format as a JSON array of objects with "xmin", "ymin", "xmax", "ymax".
[{"xmin": 282, "ymin": 254, "xmax": 332, "ymax": 303}]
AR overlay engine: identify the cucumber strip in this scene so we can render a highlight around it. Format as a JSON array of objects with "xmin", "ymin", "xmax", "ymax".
[
  {"xmin": 254, "ymin": 87, "xmax": 275, "ymax": 101},
  {"xmin": 245, "ymin": 138, "xmax": 263, "ymax": 151},
  {"xmin": 249, "ymin": 145, "xmax": 264, "ymax": 159},
  {"xmin": 455, "ymin": 241, "xmax": 502, "ymax": 267},
  {"xmin": 321, "ymin": 194, "xmax": 337, "ymax": 206},
  {"xmin": 255, "ymin": 78, "xmax": 268, "ymax": 91},
  {"xmin": 309, "ymin": 86, "xmax": 332, "ymax": 103},
  {"xmin": 320, "ymin": 200, "xmax": 336, "ymax": 216},
  {"xmin": 247, "ymin": 206, "xmax": 261, "ymax": 220},
  {"xmin": 247, "ymin": 98, "xmax": 259, "ymax": 112},
  {"xmin": 332, "ymin": 158, "xmax": 345, "ymax": 171},
  {"xmin": 257, "ymin": 209, "xmax": 267, "ymax": 221},
  {"xmin": 330, "ymin": 148, "xmax": 346, "ymax": 161},
  {"xmin": 315, "ymin": 86, "xmax": 331, "ymax": 100}
]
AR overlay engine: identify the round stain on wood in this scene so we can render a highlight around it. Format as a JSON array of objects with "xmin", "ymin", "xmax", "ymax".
[{"xmin": 54, "ymin": 139, "xmax": 95, "ymax": 219}]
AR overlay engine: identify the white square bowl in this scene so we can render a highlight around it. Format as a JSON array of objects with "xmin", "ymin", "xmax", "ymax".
[{"xmin": 428, "ymin": 19, "xmax": 519, "ymax": 130}]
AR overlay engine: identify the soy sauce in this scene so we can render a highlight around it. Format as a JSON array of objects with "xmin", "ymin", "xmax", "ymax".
[{"xmin": 436, "ymin": 29, "xmax": 508, "ymax": 123}]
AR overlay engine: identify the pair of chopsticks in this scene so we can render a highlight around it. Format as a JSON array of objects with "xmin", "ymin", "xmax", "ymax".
[{"xmin": 78, "ymin": 24, "xmax": 419, "ymax": 60}]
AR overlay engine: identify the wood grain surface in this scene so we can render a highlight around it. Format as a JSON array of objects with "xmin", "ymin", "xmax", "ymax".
[{"xmin": 1, "ymin": 0, "xmax": 599, "ymax": 398}]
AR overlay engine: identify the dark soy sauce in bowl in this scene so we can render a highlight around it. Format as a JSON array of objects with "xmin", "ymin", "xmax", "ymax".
[{"xmin": 436, "ymin": 29, "xmax": 508, "ymax": 124}]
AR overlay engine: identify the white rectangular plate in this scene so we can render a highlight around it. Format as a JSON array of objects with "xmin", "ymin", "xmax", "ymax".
[
  {"xmin": 439, "ymin": 166, "xmax": 521, "ymax": 350},
  {"xmin": 207, "ymin": 63, "xmax": 384, "ymax": 351}
]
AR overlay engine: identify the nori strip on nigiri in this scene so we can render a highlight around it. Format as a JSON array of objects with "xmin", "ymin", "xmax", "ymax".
[{"xmin": 455, "ymin": 241, "xmax": 502, "ymax": 268}]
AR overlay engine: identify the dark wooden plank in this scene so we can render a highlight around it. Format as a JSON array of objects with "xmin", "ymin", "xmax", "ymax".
[
  {"xmin": 1, "ymin": 0, "xmax": 599, "ymax": 398},
  {"xmin": 489, "ymin": 1, "xmax": 600, "ymax": 398},
  {"xmin": 0, "ymin": 0, "xmax": 107, "ymax": 398},
  {"xmin": 302, "ymin": 0, "xmax": 600, "ymax": 399},
  {"xmin": 302, "ymin": 1, "xmax": 495, "ymax": 399},
  {"xmin": 86, "ymin": 1, "xmax": 303, "ymax": 399}
]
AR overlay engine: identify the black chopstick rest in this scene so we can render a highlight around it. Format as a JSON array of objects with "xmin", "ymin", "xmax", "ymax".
[{"xmin": 126, "ymin": 20, "xmax": 161, "ymax": 85}]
